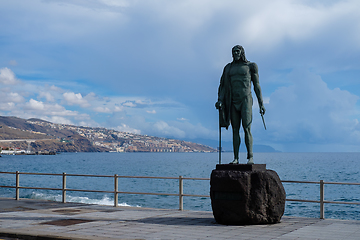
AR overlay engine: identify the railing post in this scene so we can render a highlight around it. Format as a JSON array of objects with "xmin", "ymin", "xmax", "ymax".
[
  {"xmin": 114, "ymin": 174, "xmax": 118, "ymax": 207},
  {"xmin": 179, "ymin": 176, "xmax": 183, "ymax": 211},
  {"xmin": 16, "ymin": 171, "xmax": 20, "ymax": 200},
  {"xmin": 320, "ymin": 180, "xmax": 324, "ymax": 219},
  {"xmin": 62, "ymin": 172, "xmax": 66, "ymax": 203}
]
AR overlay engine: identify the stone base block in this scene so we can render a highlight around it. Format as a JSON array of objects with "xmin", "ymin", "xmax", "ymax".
[{"xmin": 210, "ymin": 164, "xmax": 285, "ymax": 225}]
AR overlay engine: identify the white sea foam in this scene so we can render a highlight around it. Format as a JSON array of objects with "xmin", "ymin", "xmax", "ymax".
[{"xmin": 28, "ymin": 192, "xmax": 141, "ymax": 207}]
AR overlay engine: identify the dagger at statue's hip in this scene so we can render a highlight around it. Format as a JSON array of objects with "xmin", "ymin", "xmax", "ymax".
[{"xmin": 261, "ymin": 112, "xmax": 267, "ymax": 130}]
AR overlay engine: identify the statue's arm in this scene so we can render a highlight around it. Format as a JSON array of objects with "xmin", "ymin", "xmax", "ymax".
[{"xmin": 251, "ymin": 63, "xmax": 266, "ymax": 114}]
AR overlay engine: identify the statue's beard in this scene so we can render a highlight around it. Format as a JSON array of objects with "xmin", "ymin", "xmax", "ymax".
[{"xmin": 233, "ymin": 56, "xmax": 241, "ymax": 61}]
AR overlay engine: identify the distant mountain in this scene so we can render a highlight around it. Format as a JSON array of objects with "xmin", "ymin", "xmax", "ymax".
[
  {"xmin": 184, "ymin": 138, "xmax": 280, "ymax": 152},
  {"xmin": 0, "ymin": 116, "xmax": 75, "ymax": 139},
  {"xmin": 0, "ymin": 116, "xmax": 216, "ymax": 153}
]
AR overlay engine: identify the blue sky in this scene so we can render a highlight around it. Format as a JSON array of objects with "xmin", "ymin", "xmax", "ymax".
[{"xmin": 1, "ymin": 0, "xmax": 360, "ymax": 152}]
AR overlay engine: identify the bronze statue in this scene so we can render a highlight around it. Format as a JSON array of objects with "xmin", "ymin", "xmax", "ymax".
[{"xmin": 216, "ymin": 45, "xmax": 266, "ymax": 164}]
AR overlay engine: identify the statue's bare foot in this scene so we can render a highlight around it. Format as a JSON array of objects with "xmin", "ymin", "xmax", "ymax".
[
  {"xmin": 230, "ymin": 159, "xmax": 239, "ymax": 164},
  {"xmin": 247, "ymin": 158, "xmax": 254, "ymax": 165}
]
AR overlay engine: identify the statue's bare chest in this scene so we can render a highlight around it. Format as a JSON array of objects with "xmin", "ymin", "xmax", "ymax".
[
  {"xmin": 229, "ymin": 64, "xmax": 250, "ymax": 78},
  {"xmin": 229, "ymin": 64, "xmax": 251, "ymax": 87},
  {"xmin": 229, "ymin": 63, "xmax": 252, "ymax": 99}
]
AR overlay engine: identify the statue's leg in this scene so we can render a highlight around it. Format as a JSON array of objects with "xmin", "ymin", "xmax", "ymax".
[
  {"xmin": 242, "ymin": 97, "xmax": 253, "ymax": 160},
  {"xmin": 231, "ymin": 104, "xmax": 241, "ymax": 162}
]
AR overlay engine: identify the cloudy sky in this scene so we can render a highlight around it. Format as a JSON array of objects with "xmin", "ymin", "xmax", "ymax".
[{"xmin": 1, "ymin": 0, "xmax": 360, "ymax": 152}]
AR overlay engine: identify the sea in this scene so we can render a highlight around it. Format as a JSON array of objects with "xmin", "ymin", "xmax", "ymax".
[{"xmin": 0, "ymin": 152, "xmax": 360, "ymax": 220}]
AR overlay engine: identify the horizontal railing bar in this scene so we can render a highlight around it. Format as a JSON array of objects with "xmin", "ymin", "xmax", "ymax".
[
  {"xmin": 286, "ymin": 198, "xmax": 320, "ymax": 203},
  {"xmin": 18, "ymin": 187, "xmax": 62, "ymax": 191},
  {"xmin": 0, "ymin": 172, "xmax": 62, "ymax": 176},
  {"xmin": 116, "ymin": 175, "xmax": 179, "ymax": 180},
  {"xmin": 287, "ymin": 198, "xmax": 360, "ymax": 205},
  {"xmin": 0, "ymin": 184, "xmax": 209, "ymax": 198},
  {"xmin": 182, "ymin": 177, "xmax": 210, "ymax": 181},
  {"xmin": 183, "ymin": 194, "xmax": 210, "ymax": 198},
  {"xmin": 19, "ymin": 172, "xmax": 63, "ymax": 176},
  {"xmin": 119, "ymin": 192, "xmax": 210, "ymax": 198},
  {"xmin": 323, "ymin": 182, "xmax": 360, "ymax": 186},
  {"xmin": 66, "ymin": 174, "xmax": 113, "ymax": 178},
  {"xmin": 66, "ymin": 189, "xmax": 114, "ymax": 194},
  {"xmin": 16, "ymin": 173, "xmax": 113, "ymax": 178},
  {"xmin": 68, "ymin": 190, "xmax": 211, "ymax": 198},
  {"xmin": 282, "ymin": 180, "xmax": 320, "ymax": 184},
  {"xmin": 324, "ymin": 200, "xmax": 360, "ymax": 205},
  {"xmin": 117, "ymin": 191, "xmax": 179, "ymax": 196},
  {"xmin": 0, "ymin": 172, "xmax": 209, "ymax": 181}
]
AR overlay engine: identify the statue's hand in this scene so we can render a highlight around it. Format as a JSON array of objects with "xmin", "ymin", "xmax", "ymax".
[
  {"xmin": 215, "ymin": 101, "xmax": 222, "ymax": 109},
  {"xmin": 259, "ymin": 105, "xmax": 266, "ymax": 115}
]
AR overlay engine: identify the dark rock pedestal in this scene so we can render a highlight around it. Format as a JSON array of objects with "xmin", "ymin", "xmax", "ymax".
[{"xmin": 210, "ymin": 164, "xmax": 285, "ymax": 225}]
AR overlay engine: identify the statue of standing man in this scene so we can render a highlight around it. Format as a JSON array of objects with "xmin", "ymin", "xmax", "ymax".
[{"xmin": 215, "ymin": 45, "xmax": 266, "ymax": 164}]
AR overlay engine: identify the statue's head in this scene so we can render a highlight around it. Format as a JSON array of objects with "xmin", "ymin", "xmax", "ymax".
[{"xmin": 232, "ymin": 45, "xmax": 248, "ymax": 62}]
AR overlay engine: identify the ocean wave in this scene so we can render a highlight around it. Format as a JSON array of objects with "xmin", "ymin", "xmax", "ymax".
[{"xmin": 26, "ymin": 192, "xmax": 141, "ymax": 207}]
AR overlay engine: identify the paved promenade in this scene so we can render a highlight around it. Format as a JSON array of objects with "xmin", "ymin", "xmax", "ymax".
[{"xmin": 0, "ymin": 198, "xmax": 360, "ymax": 240}]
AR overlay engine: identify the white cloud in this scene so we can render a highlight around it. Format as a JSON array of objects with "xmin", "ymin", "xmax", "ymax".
[
  {"xmin": 49, "ymin": 105, "xmax": 79, "ymax": 116},
  {"xmin": 170, "ymin": 121, "xmax": 216, "ymax": 140},
  {"xmin": 63, "ymin": 92, "xmax": 90, "ymax": 107},
  {"xmin": 229, "ymin": 0, "xmax": 360, "ymax": 52},
  {"xmin": 105, "ymin": 112, "xmax": 216, "ymax": 140},
  {"xmin": 101, "ymin": 0, "xmax": 129, "ymax": 7},
  {"xmin": 152, "ymin": 121, "xmax": 186, "ymax": 139},
  {"xmin": 47, "ymin": 116, "xmax": 74, "ymax": 125},
  {"xmin": 50, "ymin": 85, "xmax": 62, "ymax": 92},
  {"xmin": 114, "ymin": 106, "xmax": 123, "ymax": 112},
  {"xmin": 38, "ymin": 91, "xmax": 55, "ymax": 102},
  {"xmin": 78, "ymin": 119, "xmax": 101, "ymax": 128},
  {"xmin": 94, "ymin": 106, "xmax": 111, "ymax": 113},
  {"xmin": 17, "ymin": 98, "xmax": 87, "ymax": 124},
  {"xmin": 146, "ymin": 110, "xmax": 156, "ymax": 114},
  {"xmin": 240, "ymin": 1, "xmax": 324, "ymax": 47},
  {"xmin": 263, "ymin": 97, "xmax": 270, "ymax": 105},
  {"xmin": 0, "ymin": 67, "xmax": 18, "ymax": 85},
  {"xmin": 122, "ymin": 101, "xmax": 136, "ymax": 107},
  {"xmin": 152, "ymin": 0, "xmax": 223, "ymax": 33},
  {"xmin": 23, "ymin": 99, "xmax": 74, "ymax": 115},
  {"xmin": 1, "ymin": 92, "xmax": 24, "ymax": 103},
  {"xmin": 265, "ymin": 68, "xmax": 360, "ymax": 146},
  {"xmin": 25, "ymin": 99, "xmax": 45, "ymax": 111},
  {"xmin": 0, "ymin": 102, "xmax": 15, "ymax": 111}
]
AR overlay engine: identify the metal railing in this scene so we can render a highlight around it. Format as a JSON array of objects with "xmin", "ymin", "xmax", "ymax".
[
  {"xmin": 282, "ymin": 180, "xmax": 360, "ymax": 219},
  {"xmin": 1, "ymin": 171, "xmax": 360, "ymax": 218},
  {"xmin": 0, "ymin": 171, "xmax": 209, "ymax": 211}
]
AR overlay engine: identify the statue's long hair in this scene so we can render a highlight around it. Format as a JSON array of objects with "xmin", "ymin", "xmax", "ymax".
[{"xmin": 232, "ymin": 45, "xmax": 248, "ymax": 63}]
